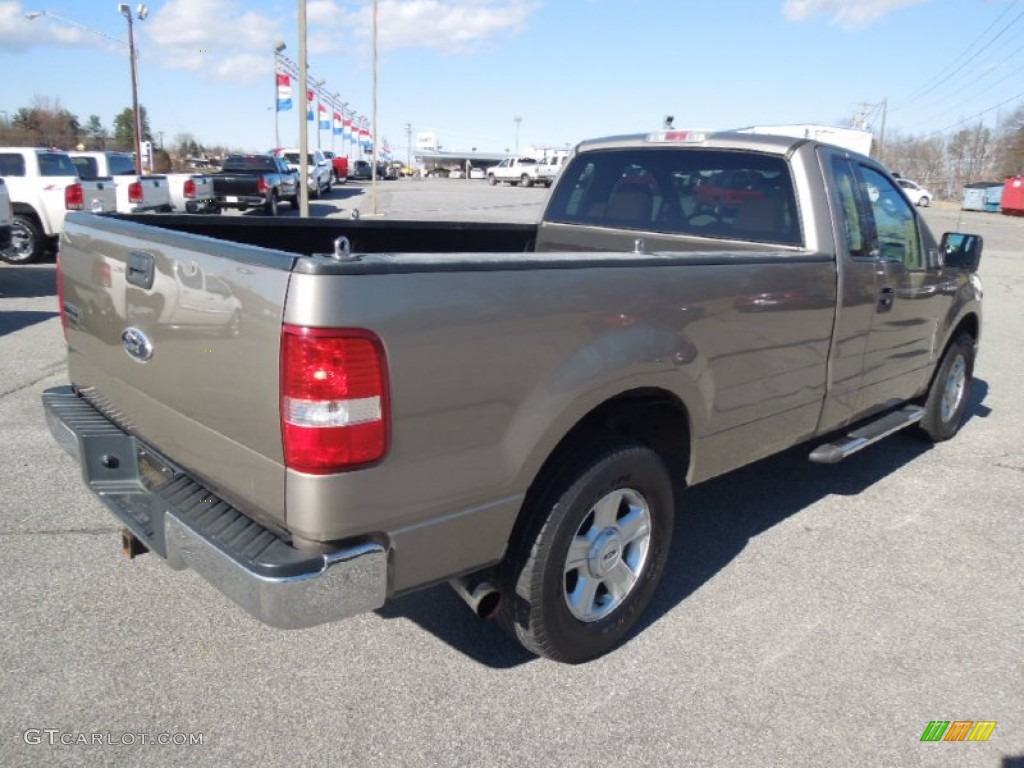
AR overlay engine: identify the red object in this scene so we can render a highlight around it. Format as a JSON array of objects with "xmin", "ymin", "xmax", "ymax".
[
  {"xmin": 128, "ymin": 181, "xmax": 143, "ymax": 205},
  {"xmin": 279, "ymin": 325, "xmax": 390, "ymax": 474},
  {"xmin": 331, "ymin": 155, "xmax": 348, "ymax": 180},
  {"xmin": 1000, "ymin": 176, "xmax": 1024, "ymax": 216},
  {"xmin": 64, "ymin": 183, "xmax": 84, "ymax": 210},
  {"xmin": 183, "ymin": 178, "xmax": 196, "ymax": 199},
  {"xmin": 256, "ymin": 176, "xmax": 268, "ymax": 195}
]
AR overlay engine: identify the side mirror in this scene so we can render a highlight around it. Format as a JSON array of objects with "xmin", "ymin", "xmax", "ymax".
[{"xmin": 940, "ymin": 232, "xmax": 983, "ymax": 273}]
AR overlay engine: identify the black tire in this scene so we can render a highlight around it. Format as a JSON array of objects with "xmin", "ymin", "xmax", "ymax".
[
  {"xmin": 264, "ymin": 192, "xmax": 279, "ymax": 216},
  {"xmin": 488, "ymin": 175, "xmax": 498, "ymax": 186},
  {"xmin": 4, "ymin": 214, "xmax": 45, "ymax": 264},
  {"xmin": 918, "ymin": 196, "xmax": 930, "ymax": 207},
  {"xmin": 496, "ymin": 438, "xmax": 675, "ymax": 663},
  {"xmin": 917, "ymin": 332, "xmax": 974, "ymax": 442},
  {"xmin": 288, "ymin": 195, "xmax": 299, "ymax": 209},
  {"xmin": 520, "ymin": 174, "xmax": 533, "ymax": 188}
]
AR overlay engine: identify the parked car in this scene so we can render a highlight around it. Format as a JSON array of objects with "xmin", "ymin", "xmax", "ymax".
[
  {"xmin": 469, "ymin": 167, "xmax": 487, "ymax": 180},
  {"xmin": 46, "ymin": 128, "xmax": 984, "ymax": 663},
  {"xmin": 0, "ymin": 147, "xmax": 117, "ymax": 263},
  {"xmin": 67, "ymin": 151, "xmax": 172, "ymax": 214},
  {"xmin": 348, "ymin": 160, "xmax": 372, "ymax": 181},
  {"xmin": 322, "ymin": 151, "xmax": 349, "ymax": 185},
  {"xmin": 274, "ymin": 148, "xmax": 332, "ymax": 198},
  {"xmin": 896, "ymin": 178, "xmax": 932, "ymax": 207},
  {"xmin": 211, "ymin": 154, "xmax": 298, "ymax": 215},
  {"xmin": 165, "ymin": 173, "xmax": 218, "ymax": 214}
]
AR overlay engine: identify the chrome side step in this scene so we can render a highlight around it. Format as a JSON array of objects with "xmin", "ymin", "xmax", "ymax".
[{"xmin": 809, "ymin": 406, "xmax": 924, "ymax": 464}]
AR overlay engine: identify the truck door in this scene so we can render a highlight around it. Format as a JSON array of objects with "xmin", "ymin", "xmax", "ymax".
[
  {"xmin": 850, "ymin": 163, "xmax": 951, "ymax": 406},
  {"xmin": 816, "ymin": 152, "xmax": 881, "ymax": 432}
]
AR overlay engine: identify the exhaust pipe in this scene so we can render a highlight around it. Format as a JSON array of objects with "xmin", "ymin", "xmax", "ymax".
[
  {"xmin": 121, "ymin": 528, "xmax": 149, "ymax": 559},
  {"xmin": 450, "ymin": 576, "xmax": 501, "ymax": 619}
]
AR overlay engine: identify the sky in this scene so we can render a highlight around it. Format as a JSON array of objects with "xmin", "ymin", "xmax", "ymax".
[{"xmin": 0, "ymin": 0, "xmax": 1022, "ymax": 159}]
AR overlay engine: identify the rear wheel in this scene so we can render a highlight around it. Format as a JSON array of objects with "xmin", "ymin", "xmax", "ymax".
[
  {"xmin": 918, "ymin": 332, "xmax": 974, "ymax": 442},
  {"xmin": 264, "ymin": 192, "xmax": 279, "ymax": 216},
  {"xmin": 4, "ymin": 214, "xmax": 45, "ymax": 264},
  {"xmin": 496, "ymin": 438, "xmax": 674, "ymax": 663}
]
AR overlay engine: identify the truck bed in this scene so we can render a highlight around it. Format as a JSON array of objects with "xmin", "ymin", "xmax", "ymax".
[{"xmin": 118, "ymin": 213, "xmax": 540, "ymax": 256}]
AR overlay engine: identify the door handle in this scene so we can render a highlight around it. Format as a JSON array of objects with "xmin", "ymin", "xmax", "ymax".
[{"xmin": 876, "ymin": 286, "xmax": 895, "ymax": 312}]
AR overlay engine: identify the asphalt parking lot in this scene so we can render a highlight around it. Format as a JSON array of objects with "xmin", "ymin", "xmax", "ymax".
[{"xmin": 1, "ymin": 183, "xmax": 1021, "ymax": 767}]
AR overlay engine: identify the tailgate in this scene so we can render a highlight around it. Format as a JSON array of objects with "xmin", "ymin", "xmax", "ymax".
[
  {"xmin": 59, "ymin": 212, "xmax": 295, "ymax": 528},
  {"xmin": 213, "ymin": 175, "xmax": 259, "ymax": 196}
]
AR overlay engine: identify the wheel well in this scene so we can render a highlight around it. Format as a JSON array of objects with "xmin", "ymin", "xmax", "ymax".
[
  {"xmin": 950, "ymin": 313, "xmax": 978, "ymax": 346},
  {"xmin": 11, "ymin": 203, "xmax": 41, "ymax": 224},
  {"xmin": 532, "ymin": 388, "xmax": 690, "ymax": 499},
  {"xmin": 504, "ymin": 388, "xmax": 691, "ymax": 560}
]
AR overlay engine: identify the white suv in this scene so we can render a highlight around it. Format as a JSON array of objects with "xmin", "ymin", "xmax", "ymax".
[
  {"xmin": 896, "ymin": 178, "xmax": 932, "ymax": 207},
  {"xmin": 275, "ymin": 148, "xmax": 332, "ymax": 199}
]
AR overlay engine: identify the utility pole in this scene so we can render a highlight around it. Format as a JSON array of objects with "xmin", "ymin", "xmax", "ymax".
[
  {"xmin": 298, "ymin": 0, "xmax": 309, "ymax": 216},
  {"xmin": 405, "ymin": 122, "xmax": 412, "ymax": 168}
]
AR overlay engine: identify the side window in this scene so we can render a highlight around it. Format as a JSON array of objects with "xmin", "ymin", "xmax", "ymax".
[
  {"xmin": 0, "ymin": 154, "xmax": 27, "ymax": 176},
  {"xmin": 857, "ymin": 165, "xmax": 922, "ymax": 269},
  {"xmin": 829, "ymin": 155, "xmax": 870, "ymax": 258}
]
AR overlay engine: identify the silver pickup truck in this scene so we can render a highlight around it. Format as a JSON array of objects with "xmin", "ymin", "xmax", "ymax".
[{"xmin": 43, "ymin": 130, "xmax": 983, "ymax": 663}]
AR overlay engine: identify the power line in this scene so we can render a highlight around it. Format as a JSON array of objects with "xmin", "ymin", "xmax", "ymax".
[
  {"xmin": 935, "ymin": 90, "xmax": 1024, "ymax": 133},
  {"xmin": 894, "ymin": 2, "xmax": 1024, "ymax": 113}
]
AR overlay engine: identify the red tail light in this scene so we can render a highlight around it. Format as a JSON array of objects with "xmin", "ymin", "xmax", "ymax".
[
  {"xmin": 280, "ymin": 325, "xmax": 390, "ymax": 474},
  {"xmin": 56, "ymin": 250, "xmax": 68, "ymax": 342},
  {"xmin": 65, "ymin": 183, "xmax": 85, "ymax": 210},
  {"xmin": 128, "ymin": 181, "xmax": 143, "ymax": 204},
  {"xmin": 257, "ymin": 176, "xmax": 268, "ymax": 195},
  {"xmin": 183, "ymin": 178, "xmax": 196, "ymax": 198}
]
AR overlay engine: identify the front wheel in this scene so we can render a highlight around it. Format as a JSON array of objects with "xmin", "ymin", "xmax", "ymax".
[
  {"xmin": 496, "ymin": 439, "xmax": 675, "ymax": 663},
  {"xmin": 917, "ymin": 332, "xmax": 974, "ymax": 442},
  {"xmin": 488, "ymin": 175, "xmax": 498, "ymax": 186},
  {"xmin": 918, "ymin": 196, "xmax": 931, "ymax": 207},
  {"xmin": 520, "ymin": 174, "xmax": 533, "ymax": 188}
]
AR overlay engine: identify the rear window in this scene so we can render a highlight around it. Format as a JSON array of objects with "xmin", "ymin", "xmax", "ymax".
[
  {"xmin": 106, "ymin": 154, "xmax": 138, "ymax": 175},
  {"xmin": 545, "ymin": 148, "xmax": 802, "ymax": 246},
  {"xmin": 222, "ymin": 155, "xmax": 277, "ymax": 172},
  {"xmin": 71, "ymin": 157, "xmax": 100, "ymax": 179},
  {"xmin": 37, "ymin": 152, "xmax": 79, "ymax": 177}
]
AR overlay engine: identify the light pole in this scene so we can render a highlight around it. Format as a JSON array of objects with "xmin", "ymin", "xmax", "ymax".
[
  {"xmin": 274, "ymin": 40, "xmax": 286, "ymax": 149},
  {"xmin": 513, "ymin": 115, "xmax": 522, "ymax": 156},
  {"xmin": 118, "ymin": 4, "xmax": 148, "ymax": 173}
]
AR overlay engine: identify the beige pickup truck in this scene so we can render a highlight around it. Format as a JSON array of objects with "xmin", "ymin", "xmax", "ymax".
[{"xmin": 44, "ymin": 130, "xmax": 983, "ymax": 663}]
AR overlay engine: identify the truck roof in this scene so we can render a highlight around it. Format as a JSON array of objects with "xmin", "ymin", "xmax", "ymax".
[{"xmin": 575, "ymin": 130, "xmax": 824, "ymax": 156}]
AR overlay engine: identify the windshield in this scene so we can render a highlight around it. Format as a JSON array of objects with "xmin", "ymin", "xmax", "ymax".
[{"xmin": 282, "ymin": 153, "xmax": 317, "ymax": 164}]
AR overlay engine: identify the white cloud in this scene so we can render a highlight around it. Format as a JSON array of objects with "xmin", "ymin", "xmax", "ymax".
[
  {"xmin": 0, "ymin": 1, "xmax": 125, "ymax": 53},
  {"xmin": 309, "ymin": 0, "xmax": 542, "ymax": 55},
  {"xmin": 782, "ymin": 0, "xmax": 930, "ymax": 29},
  {"xmin": 145, "ymin": 0, "xmax": 279, "ymax": 82}
]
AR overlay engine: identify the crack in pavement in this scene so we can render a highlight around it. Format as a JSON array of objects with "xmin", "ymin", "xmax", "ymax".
[{"xmin": 0, "ymin": 366, "xmax": 67, "ymax": 400}]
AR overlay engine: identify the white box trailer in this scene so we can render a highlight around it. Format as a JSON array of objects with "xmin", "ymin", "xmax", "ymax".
[{"xmin": 736, "ymin": 124, "xmax": 874, "ymax": 156}]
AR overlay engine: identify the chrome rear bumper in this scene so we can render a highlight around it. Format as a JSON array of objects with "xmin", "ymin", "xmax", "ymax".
[{"xmin": 43, "ymin": 386, "xmax": 387, "ymax": 629}]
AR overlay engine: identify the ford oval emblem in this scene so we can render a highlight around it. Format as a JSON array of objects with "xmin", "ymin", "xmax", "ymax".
[{"xmin": 121, "ymin": 327, "xmax": 154, "ymax": 362}]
